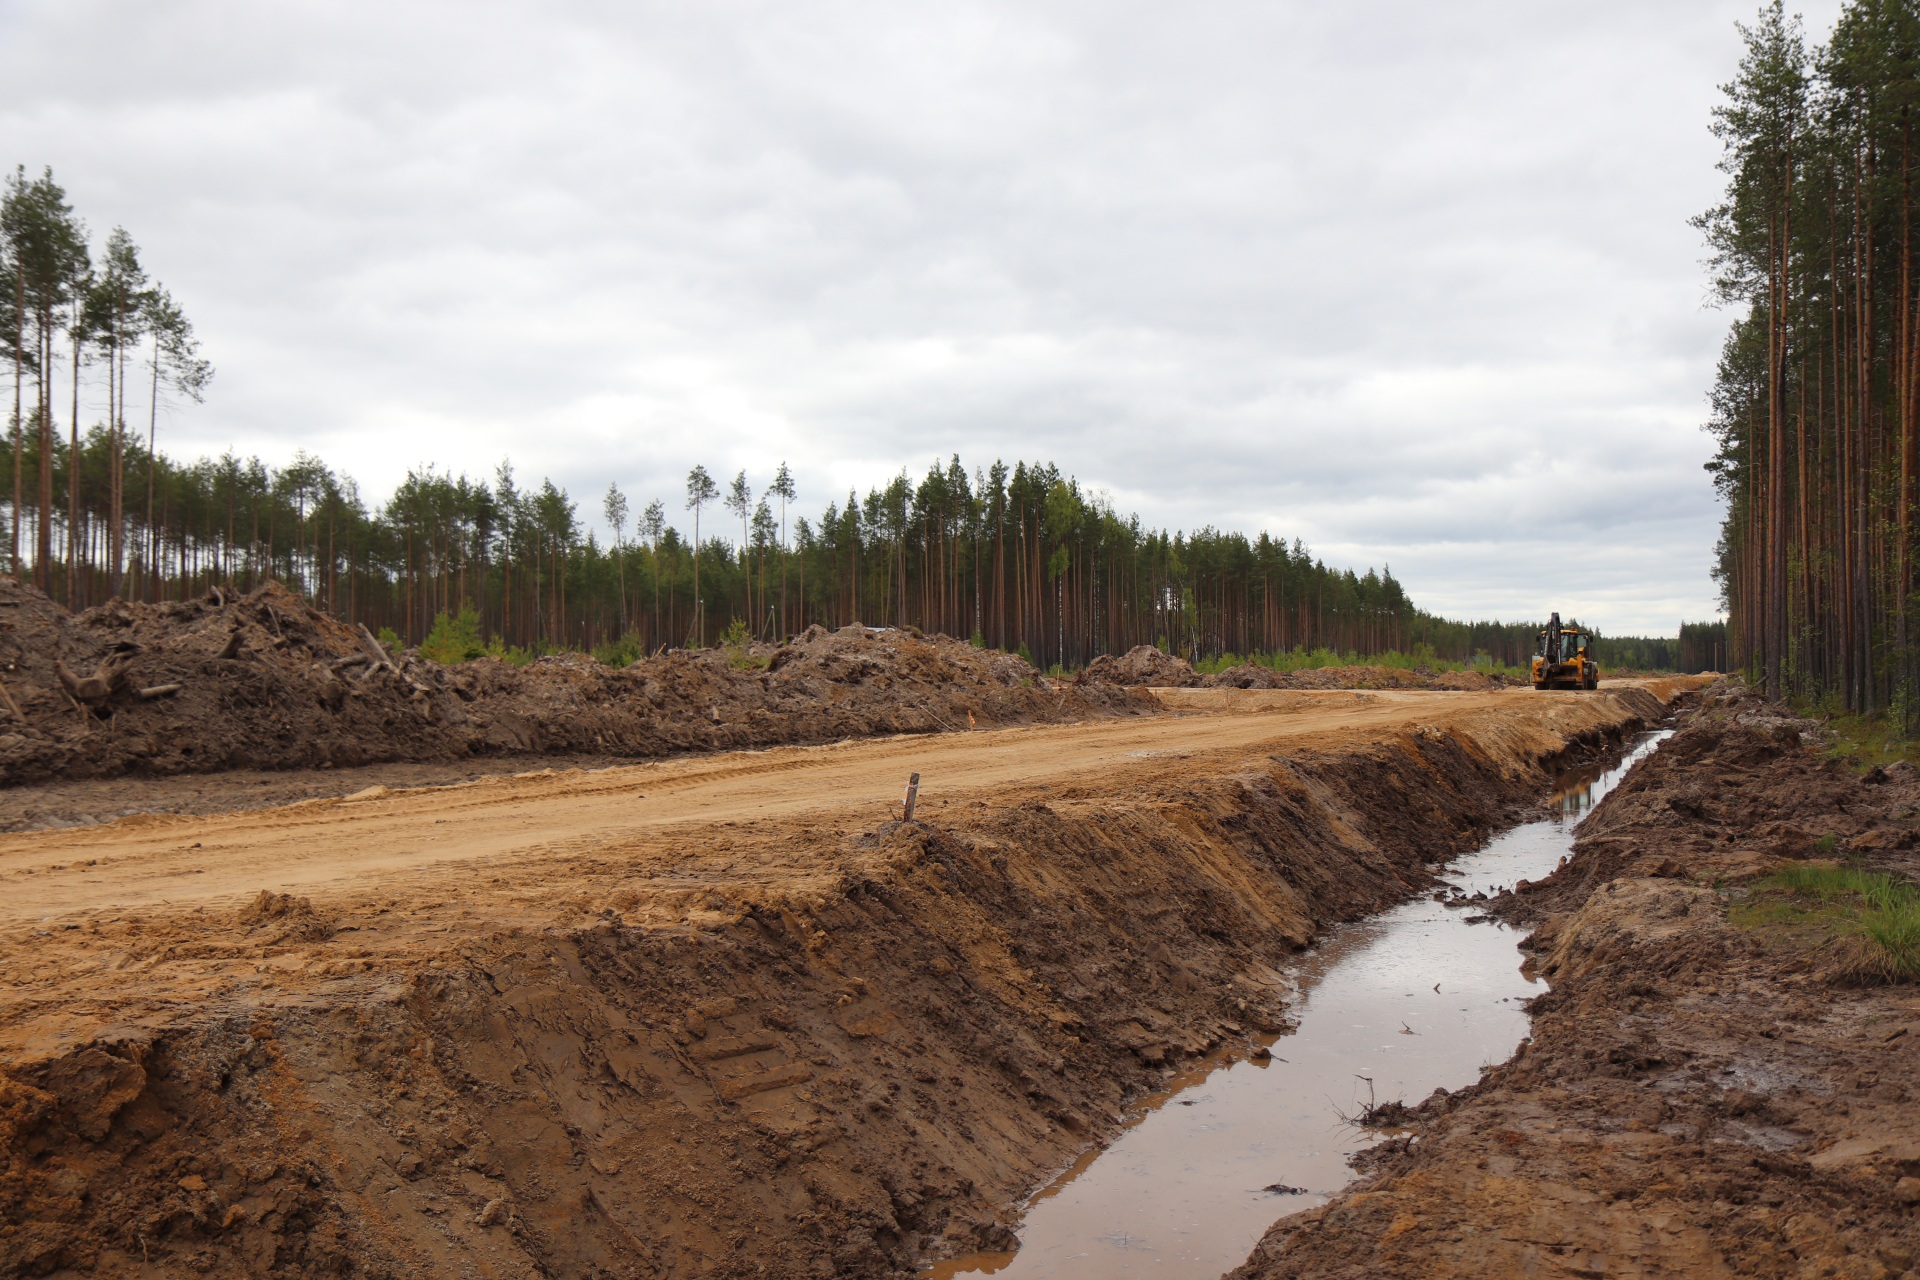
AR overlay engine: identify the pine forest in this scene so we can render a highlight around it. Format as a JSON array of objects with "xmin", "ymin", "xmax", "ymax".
[{"xmin": 1701, "ymin": 0, "xmax": 1920, "ymax": 716}]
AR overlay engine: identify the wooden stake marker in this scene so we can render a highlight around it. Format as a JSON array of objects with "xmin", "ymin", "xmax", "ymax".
[{"xmin": 902, "ymin": 773, "xmax": 921, "ymax": 823}]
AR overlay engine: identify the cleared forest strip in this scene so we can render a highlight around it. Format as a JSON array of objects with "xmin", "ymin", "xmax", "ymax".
[{"xmin": 0, "ymin": 683, "xmax": 1693, "ymax": 1278}]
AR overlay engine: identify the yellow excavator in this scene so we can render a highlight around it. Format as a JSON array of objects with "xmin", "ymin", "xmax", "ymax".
[{"xmin": 1532, "ymin": 612, "xmax": 1598, "ymax": 691}]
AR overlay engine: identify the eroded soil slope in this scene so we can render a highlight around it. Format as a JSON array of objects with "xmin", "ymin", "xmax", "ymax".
[
  {"xmin": 0, "ymin": 581, "xmax": 1146, "ymax": 788},
  {"xmin": 1232, "ymin": 683, "xmax": 1920, "ymax": 1280},
  {"xmin": 0, "ymin": 685, "xmax": 1677, "ymax": 1279}
]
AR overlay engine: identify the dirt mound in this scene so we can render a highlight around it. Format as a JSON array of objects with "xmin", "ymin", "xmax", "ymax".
[
  {"xmin": 1080, "ymin": 644, "xmax": 1203, "ymax": 687},
  {"xmin": 1263, "ymin": 664, "xmax": 1427, "ymax": 691},
  {"xmin": 1206, "ymin": 664, "xmax": 1516, "ymax": 692},
  {"xmin": 1681, "ymin": 674, "xmax": 1825, "ymax": 745},
  {"xmin": 1077, "ymin": 650, "xmax": 1516, "ymax": 694},
  {"xmin": 1202, "ymin": 663, "xmax": 1286, "ymax": 689},
  {"xmin": 0, "ymin": 581, "xmax": 1150, "ymax": 784},
  {"xmin": 1429, "ymin": 669, "xmax": 1507, "ymax": 691},
  {"xmin": 1232, "ymin": 691, "xmax": 1920, "ymax": 1280},
  {"xmin": 235, "ymin": 890, "xmax": 337, "ymax": 943}
]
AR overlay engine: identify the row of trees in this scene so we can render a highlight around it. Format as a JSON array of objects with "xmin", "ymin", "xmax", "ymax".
[
  {"xmin": 3, "ymin": 165, "xmax": 211, "ymax": 609},
  {"xmin": 1700, "ymin": 1, "xmax": 1920, "ymax": 716},
  {"xmin": 0, "ymin": 427, "xmax": 1682, "ymax": 669}
]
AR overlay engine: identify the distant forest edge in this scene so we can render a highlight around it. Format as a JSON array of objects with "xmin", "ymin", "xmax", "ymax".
[
  {"xmin": 0, "ymin": 435, "xmax": 1709, "ymax": 674},
  {"xmin": 1703, "ymin": 2, "xmax": 1920, "ymax": 715},
  {"xmin": 0, "ymin": 165, "xmax": 1710, "ymax": 674}
]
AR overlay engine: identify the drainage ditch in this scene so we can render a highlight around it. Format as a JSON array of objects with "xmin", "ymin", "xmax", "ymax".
[{"xmin": 929, "ymin": 729, "xmax": 1671, "ymax": 1280}]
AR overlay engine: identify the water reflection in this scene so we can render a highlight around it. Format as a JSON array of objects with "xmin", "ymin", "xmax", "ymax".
[{"xmin": 925, "ymin": 730, "xmax": 1670, "ymax": 1280}]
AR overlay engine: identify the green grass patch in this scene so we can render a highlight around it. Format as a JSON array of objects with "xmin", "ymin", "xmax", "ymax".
[
  {"xmin": 1815, "ymin": 708, "xmax": 1920, "ymax": 772},
  {"xmin": 1730, "ymin": 862, "xmax": 1920, "ymax": 981}
]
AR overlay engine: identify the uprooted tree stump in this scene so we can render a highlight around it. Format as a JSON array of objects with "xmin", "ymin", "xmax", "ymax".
[{"xmin": 54, "ymin": 647, "xmax": 140, "ymax": 707}]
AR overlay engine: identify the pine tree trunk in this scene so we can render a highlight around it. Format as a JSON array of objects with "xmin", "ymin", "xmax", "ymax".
[
  {"xmin": 35, "ymin": 323, "xmax": 53, "ymax": 593},
  {"xmin": 66, "ymin": 320, "xmax": 79, "ymax": 606},
  {"xmin": 147, "ymin": 332, "xmax": 161, "ymax": 603},
  {"xmin": 9, "ymin": 271, "xmax": 22, "ymax": 583}
]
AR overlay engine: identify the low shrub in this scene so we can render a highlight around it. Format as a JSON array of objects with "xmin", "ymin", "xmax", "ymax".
[
  {"xmin": 593, "ymin": 631, "xmax": 644, "ymax": 668},
  {"xmin": 719, "ymin": 618, "xmax": 765, "ymax": 670},
  {"xmin": 419, "ymin": 602, "xmax": 486, "ymax": 664}
]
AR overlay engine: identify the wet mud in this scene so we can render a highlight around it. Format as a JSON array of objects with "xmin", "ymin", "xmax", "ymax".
[
  {"xmin": 1231, "ymin": 682, "xmax": 1920, "ymax": 1280},
  {"xmin": 926, "ymin": 734, "xmax": 1669, "ymax": 1280}
]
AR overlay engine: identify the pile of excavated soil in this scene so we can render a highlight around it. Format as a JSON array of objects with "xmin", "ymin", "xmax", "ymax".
[
  {"xmin": 0, "ymin": 580, "xmax": 1149, "ymax": 785},
  {"xmin": 1079, "ymin": 644, "xmax": 1205, "ymax": 687},
  {"xmin": 0, "ymin": 684, "xmax": 1681, "ymax": 1278},
  {"xmin": 1080, "ymin": 646, "xmax": 1515, "ymax": 693},
  {"xmin": 1231, "ymin": 688, "xmax": 1920, "ymax": 1280}
]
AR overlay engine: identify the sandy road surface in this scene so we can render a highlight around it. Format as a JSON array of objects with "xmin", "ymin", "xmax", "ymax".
[{"xmin": 0, "ymin": 684, "xmax": 1678, "ymax": 933}]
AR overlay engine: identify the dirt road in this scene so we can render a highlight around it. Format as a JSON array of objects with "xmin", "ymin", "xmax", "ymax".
[
  {"xmin": 0, "ymin": 679, "xmax": 1694, "ymax": 1279},
  {"xmin": 0, "ymin": 685, "xmax": 1662, "ymax": 931}
]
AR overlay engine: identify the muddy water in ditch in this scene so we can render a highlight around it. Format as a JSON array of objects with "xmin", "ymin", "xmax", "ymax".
[{"xmin": 929, "ymin": 730, "xmax": 1671, "ymax": 1280}]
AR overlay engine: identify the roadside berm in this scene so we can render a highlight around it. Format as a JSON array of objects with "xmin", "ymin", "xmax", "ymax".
[
  {"xmin": 1231, "ymin": 681, "xmax": 1920, "ymax": 1280},
  {"xmin": 0, "ymin": 579, "xmax": 1147, "ymax": 791},
  {"xmin": 0, "ymin": 675, "xmax": 1689, "ymax": 1278},
  {"xmin": 1081, "ymin": 644, "xmax": 1514, "ymax": 692}
]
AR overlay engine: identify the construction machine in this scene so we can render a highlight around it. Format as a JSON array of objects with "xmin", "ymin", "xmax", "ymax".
[{"xmin": 1532, "ymin": 612, "xmax": 1598, "ymax": 691}]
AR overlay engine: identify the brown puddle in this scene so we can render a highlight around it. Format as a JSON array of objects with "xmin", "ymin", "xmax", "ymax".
[{"xmin": 927, "ymin": 731, "xmax": 1671, "ymax": 1280}]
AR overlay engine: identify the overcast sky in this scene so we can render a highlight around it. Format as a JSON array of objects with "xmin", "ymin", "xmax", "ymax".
[{"xmin": 0, "ymin": 1, "xmax": 1844, "ymax": 635}]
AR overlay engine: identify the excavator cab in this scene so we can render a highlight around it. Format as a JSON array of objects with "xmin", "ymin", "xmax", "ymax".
[{"xmin": 1531, "ymin": 612, "xmax": 1598, "ymax": 691}]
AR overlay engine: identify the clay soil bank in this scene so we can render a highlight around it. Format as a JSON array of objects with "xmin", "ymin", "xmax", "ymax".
[
  {"xmin": 0, "ymin": 680, "xmax": 1695, "ymax": 1279},
  {"xmin": 1232, "ymin": 683, "xmax": 1920, "ymax": 1280}
]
